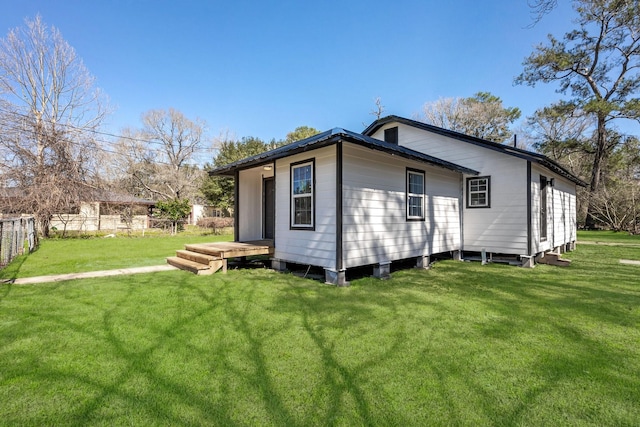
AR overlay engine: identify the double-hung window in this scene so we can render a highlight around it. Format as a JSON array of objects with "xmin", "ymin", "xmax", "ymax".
[
  {"xmin": 407, "ymin": 169, "xmax": 425, "ymax": 220},
  {"xmin": 291, "ymin": 160, "xmax": 314, "ymax": 229},
  {"xmin": 467, "ymin": 176, "xmax": 490, "ymax": 208}
]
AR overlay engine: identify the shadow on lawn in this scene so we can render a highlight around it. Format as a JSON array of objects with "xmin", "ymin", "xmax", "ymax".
[
  {"xmin": 211, "ymin": 273, "xmax": 415, "ymax": 426},
  {"xmin": 0, "ymin": 252, "xmax": 28, "ymax": 284},
  {"xmin": 2, "ymin": 274, "xmax": 241, "ymax": 426},
  {"xmin": 2, "ymin": 248, "xmax": 638, "ymax": 425},
  {"xmin": 397, "ymin": 257, "xmax": 640, "ymax": 425},
  {"xmin": 263, "ymin": 250, "xmax": 639, "ymax": 424},
  {"xmin": 289, "ymin": 288, "xmax": 406, "ymax": 426},
  {"xmin": 224, "ymin": 252, "xmax": 639, "ymax": 425},
  {"xmin": 266, "ymin": 279, "xmax": 451, "ymax": 425}
]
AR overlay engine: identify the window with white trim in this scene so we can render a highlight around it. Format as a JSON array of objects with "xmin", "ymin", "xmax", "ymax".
[
  {"xmin": 407, "ymin": 169, "xmax": 425, "ymax": 220},
  {"xmin": 467, "ymin": 176, "xmax": 490, "ymax": 208},
  {"xmin": 291, "ymin": 160, "xmax": 314, "ymax": 228}
]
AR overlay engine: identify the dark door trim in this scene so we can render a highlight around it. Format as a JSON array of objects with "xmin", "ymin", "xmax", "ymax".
[
  {"xmin": 263, "ymin": 176, "xmax": 275, "ymax": 240},
  {"xmin": 526, "ymin": 161, "xmax": 532, "ymax": 256},
  {"xmin": 234, "ymin": 170, "xmax": 240, "ymax": 242}
]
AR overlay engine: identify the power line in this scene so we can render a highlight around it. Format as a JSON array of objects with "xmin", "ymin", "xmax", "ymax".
[
  {"xmin": 0, "ymin": 108, "xmax": 217, "ymax": 153},
  {"xmin": 0, "ymin": 114, "xmax": 219, "ymax": 169}
]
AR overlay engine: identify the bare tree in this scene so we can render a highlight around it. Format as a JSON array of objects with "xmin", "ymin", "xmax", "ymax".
[
  {"xmin": 107, "ymin": 127, "xmax": 157, "ymax": 199},
  {"xmin": 370, "ymin": 97, "xmax": 385, "ymax": 120},
  {"xmin": 419, "ymin": 97, "xmax": 462, "ymax": 133},
  {"xmin": 0, "ymin": 15, "xmax": 109, "ymax": 236},
  {"xmin": 418, "ymin": 92, "xmax": 521, "ymax": 143},
  {"xmin": 113, "ymin": 108, "xmax": 208, "ymax": 202},
  {"xmin": 590, "ymin": 181, "xmax": 640, "ymax": 233},
  {"xmin": 527, "ymin": 102, "xmax": 595, "ymax": 167},
  {"xmin": 527, "ymin": 0, "xmax": 558, "ymax": 27}
]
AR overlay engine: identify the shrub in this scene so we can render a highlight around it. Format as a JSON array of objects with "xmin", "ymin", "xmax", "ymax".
[{"xmin": 197, "ymin": 217, "xmax": 234, "ymax": 234}]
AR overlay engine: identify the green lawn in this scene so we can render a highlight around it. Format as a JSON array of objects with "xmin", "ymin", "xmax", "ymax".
[
  {"xmin": 0, "ymin": 234, "xmax": 639, "ymax": 425},
  {"xmin": 578, "ymin": 229, "xmax": 640, "ymax": 245},
  {"xmin": 0, "ymin": 233, "xmax": 232, "ymax": 280}
]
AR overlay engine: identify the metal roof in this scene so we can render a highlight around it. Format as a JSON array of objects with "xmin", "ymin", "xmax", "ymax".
[
  {"xmin": 209, "ymin": 127, "xmax": 479, "ymax": 176},
  {"xmin": 363, "ymin": 115, "xmax": 588, "ymax": 187}
]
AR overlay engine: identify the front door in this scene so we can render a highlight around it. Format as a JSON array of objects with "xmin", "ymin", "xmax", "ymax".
[{"xmin": 263, "ymin": 177, "xmax": 275, "ymax": 239}]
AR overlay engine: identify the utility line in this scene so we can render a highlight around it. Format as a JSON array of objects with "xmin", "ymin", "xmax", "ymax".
[
  {"xmin": 0, "ymin": 118, "xmax": 216, "ymax": 168},
  {"xmin": 0, "ymin": 108, "xmax": 217, "ymax": 153}
]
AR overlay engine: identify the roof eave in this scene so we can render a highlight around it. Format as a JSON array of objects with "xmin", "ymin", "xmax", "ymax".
[
  {"xmin": 209, "ymin": 130, "xmax": 479, "ymax": 177},
  {"xmin": 208, "ymin": 133, "xmax": 341, "ymax": 176},
  {"xmin": 344, "ymin": 137, "xmax": 479, "ymax": 176},
  {"xmin": 365, "ymin": 115, "xmax": 586, "ymax": 187}
]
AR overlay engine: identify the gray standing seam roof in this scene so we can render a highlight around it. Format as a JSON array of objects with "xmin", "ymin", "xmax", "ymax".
[{"xmin": 208, "ymin": 128, "xmax": 479, "ymax": 176}]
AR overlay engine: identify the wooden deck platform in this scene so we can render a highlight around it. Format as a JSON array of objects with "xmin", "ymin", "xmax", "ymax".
[{"xmin": 167, "ymin": 240, "xmax": 274, "ymax": 275}]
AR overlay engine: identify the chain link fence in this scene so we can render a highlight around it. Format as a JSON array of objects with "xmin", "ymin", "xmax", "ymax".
[{"xmin": 0, "ymin": 217, "xmax": 37, "ymax": 268}]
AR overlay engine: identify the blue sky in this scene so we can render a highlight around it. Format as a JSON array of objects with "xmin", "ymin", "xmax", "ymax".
[{"xmin": 2, "ymin": 0, "xmax": 636, "ymax": 145}]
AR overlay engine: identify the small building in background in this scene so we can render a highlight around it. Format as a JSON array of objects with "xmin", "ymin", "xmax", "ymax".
[{"xmin": 49, "ymin": 191, "xmax": 155, "ymax": 233}]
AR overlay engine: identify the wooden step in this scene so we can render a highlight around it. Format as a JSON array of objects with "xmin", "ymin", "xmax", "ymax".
[
  {"xmin": 210, "ymin": 258, "xmax": 228, "ymax": 274},
  {"xmin": 184, "ymin": 244, "xmax": 223, "ymax": 257},
  {"xmin": 537, "ymin": 252, "xmax": 572, "ymax": 267},
  {"xmin": 184, "ymin": 242, "xmax": 274, "ymax": 258},
  {"xmin": 166, "ymin": 256, "xmax": 213, "ymax": 275},
  {"xmin": 176, "ymin": 249, "xmax": 220, "ymax": 265}
]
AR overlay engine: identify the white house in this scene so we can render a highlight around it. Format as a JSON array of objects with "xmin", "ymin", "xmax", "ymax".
[
  {"xmin": 209, "ymin": 116, "xmax": 586, "ymax": 285},
  {"xmin": 364, "ymin": 116, "xmax": 586, "ymax": 263}
]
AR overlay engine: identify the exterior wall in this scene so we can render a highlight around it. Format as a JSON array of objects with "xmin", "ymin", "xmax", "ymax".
[
  {"xmin": 342, "ymin": 144, "xmax": 461, "ymax": 269},
  {"xmin": 370, "ymin": 123, "xmax": 529, "ymax": 254},
  {"xmin": 552, "ymin": 177, "xmax": 578, "ymax": 247},
  {"xmin": 48, "ymin": 201, "xmax": 149, "ymax": 232},
  {"xmin": 530, "ymin": 165, "xmax": 577, "ymax": 254},
  {"xmin": 190, "ymin": 204, "xmax": 206, "ymax": 225},
  {"xmin": 273, "ymin": 145, "xmax": 337, "ymax": 269},
  {"xmin": 238, "ymin": 166, "xmax": 274, "ymax": 241},
  {"xmin": 50, "ymin": 213, "xmax": 148, "ymax": 232},
  {"xmin": 189, "ymin": 205, "xmax": 226, "ymax": 225},
  {"xmin": 530, "ymin": 168, "xmax": 546, "ymax": 254}
]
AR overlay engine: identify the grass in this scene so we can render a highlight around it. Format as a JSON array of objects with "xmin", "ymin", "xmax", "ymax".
[
  {"xmin": 0, "ymin": 233, "xmax": 639, "ymax": 425},
  {"xmin": 578, "ymin": 229, "xmax": 640, "ymax": 245},
  {"xmin": 0, "ymin": 232, "xmax": 232, "ymax": 280}
]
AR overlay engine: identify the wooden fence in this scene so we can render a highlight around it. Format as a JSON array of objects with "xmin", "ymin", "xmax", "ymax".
[{"xmin": 0, "ymin": 217, "xmax": 37, "ymax": 268}]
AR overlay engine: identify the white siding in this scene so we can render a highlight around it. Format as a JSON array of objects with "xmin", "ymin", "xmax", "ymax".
[
  {"xmin": 552, "ymin": 177, "xmax": 577, "ymax": 247},
  {"xmin": 531, "ymin": 165, "xmax": 577, "ymax": 253},
  {"xmin": 530, "ymin": 169, "xmax": 547, "ymax": 254},
  {"xmin": 342, "ymin": 144, "xmax": 461, "ymax": 269},
  {"xmin": 371, "ymin": 123, "xmax": 529, "ymax": 254},
  {"xmin": 238, "ymin": 166, "xmax": 273, "ymax": 241},
  {"xmin": 273, "ymin": 146, "xmax": 337, "ymax": 269}
]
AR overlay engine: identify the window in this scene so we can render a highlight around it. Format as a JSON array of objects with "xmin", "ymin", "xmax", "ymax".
[
  {"xmin": 384, "ymin": 127, "xmax": 398, "ymax": 144},
  {"xmin": 291, "ymin": 160, "xmax": 314, "ymax": 229},
  {"xmin": 467, "ymin": 176, "xmax": 490, "ymax": 208},
  {"xmin": 407, "ymin": 169, "xmax": 425, "ymax": 220}
]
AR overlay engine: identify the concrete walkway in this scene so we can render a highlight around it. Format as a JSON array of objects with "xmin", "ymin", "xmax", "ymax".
[{"xmin": 4, "ymin": 265, "xmax": 178, "ymax": 285}]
